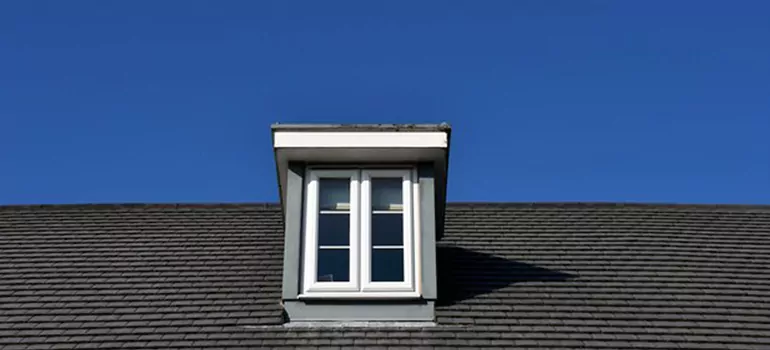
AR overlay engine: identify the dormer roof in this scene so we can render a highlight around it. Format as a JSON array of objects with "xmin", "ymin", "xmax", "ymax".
[{"xmin": 271, "ymin": 123, "xmax": 451, "ymax": 217}]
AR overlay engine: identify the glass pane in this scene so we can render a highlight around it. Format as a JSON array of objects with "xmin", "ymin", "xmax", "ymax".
[
  {"xmin": 372, "ymin": 248, "xmax": 404, "ymax": 282},
  {"xmin": 317, "ymin": 248, "xmax": 349, "ymax": 282},
  {"xmin": 319, "ymin": 178, "xmax": 350, "ymax": 210},
  {"xmin": 372, "ymin": 178, "xmax": 402, "ymax": 211},
  {"xmin": 372, "ymin": 213, "xmax": 403, "ymax": 246},
  {"xmin": 318, "ymin": 214, "xmax": 349, "ymax": 246}
]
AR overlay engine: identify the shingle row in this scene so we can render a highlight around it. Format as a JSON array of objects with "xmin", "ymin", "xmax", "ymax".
[{"xmin": 2, "ymin": 202, "xmax": 770, "ymax": 349}]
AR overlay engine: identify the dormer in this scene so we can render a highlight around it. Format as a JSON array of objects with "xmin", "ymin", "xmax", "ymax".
[{"xmin": 272, "ymin": 124, "xmax": 450, "ymax": 322}]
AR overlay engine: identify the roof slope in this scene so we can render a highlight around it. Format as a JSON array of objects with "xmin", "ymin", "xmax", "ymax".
[{"xmin": 2, "ymin": 203, "xmax": 770, "ymax": 349}]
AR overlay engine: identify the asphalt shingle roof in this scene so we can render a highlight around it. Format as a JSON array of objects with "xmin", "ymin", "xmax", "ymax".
[{"xmin": 2, "ymin": 202, "xmax": 770, "ymax": 349}]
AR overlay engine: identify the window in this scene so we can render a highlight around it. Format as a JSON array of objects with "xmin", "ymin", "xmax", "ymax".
[{"xmin": 301, "ymin": 168, "xmax": 419, "ymax": 298}]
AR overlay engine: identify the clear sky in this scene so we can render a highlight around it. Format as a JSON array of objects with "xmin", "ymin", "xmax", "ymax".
[{"xmin": 1, "ymin": 1, "xmax": 768, "ymax": 205}]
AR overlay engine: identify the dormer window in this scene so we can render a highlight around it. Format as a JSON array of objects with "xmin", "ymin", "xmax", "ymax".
[
  {"xmin": 301, "ymin": 168, "xmax": 418, "ymax": 297},
  {"xmin": 272, "ymin": 123, "xmax": 450, "ymax": 321}
]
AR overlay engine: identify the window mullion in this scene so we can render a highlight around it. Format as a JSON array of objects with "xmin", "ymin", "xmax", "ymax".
[
  {"xmin": 359, "ymin": 171, "xmax": 371, "ymax": 290},
  {"xmin": 350, "ymin": 171, "xmax": 361, "ymax": 291}
]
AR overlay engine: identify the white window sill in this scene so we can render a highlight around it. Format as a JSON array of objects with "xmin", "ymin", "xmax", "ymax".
[{"xmin": 297, "ymin": 291, "xmax": 421, "ymax": 300}]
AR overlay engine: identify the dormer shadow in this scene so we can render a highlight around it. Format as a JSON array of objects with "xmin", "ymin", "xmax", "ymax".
[{"xmin": 436, "ymin": 245, "xmax": 576, "ymax": 306}]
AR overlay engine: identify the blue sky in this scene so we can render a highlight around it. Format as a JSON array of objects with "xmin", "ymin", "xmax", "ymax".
[{"xmin": 1, "ymin": 1, "xmax": 769, "ymax": 205}]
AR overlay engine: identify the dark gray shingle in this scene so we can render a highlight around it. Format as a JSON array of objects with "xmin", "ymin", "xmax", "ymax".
[{"xmin": 2, "ymin": 202, "xmax": 770, "ymax": 349}]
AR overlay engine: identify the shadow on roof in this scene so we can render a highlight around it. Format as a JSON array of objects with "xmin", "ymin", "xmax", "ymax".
[{"xmin": 436, "ymin": 245, "xmax": 575, "ymax": 306}]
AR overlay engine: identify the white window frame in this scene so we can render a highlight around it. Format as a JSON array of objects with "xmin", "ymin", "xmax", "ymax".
[
  {"xmin": 360, "ymin": 169, "xmax": 414, "ymax": 292},
  {"xmin": 302, "ymin": 169, "xmax": 360, "ymax": 294},
  {"xmin": 300, "ymin": 167, "xmax": 419, "ymax": 298}
]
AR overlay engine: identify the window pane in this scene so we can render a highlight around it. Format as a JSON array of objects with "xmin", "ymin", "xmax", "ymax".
[
  {"xmin": 372, "ymin": 248, "xmax": 404, "ymax": 282},
  {"xmin": 318, "ymin": 214, "xmax": 349, "ymax": 246},
  {"xmin": 372, "ymin": 213, "xmax": 403, "ymax": 246},
  {"xmin": 319, "ymin": 178, "xmax": 350, "ymax": 210},
  {"xmin": 317, "ymin": 248, "xmax": 349, "ymax": 282},
  {"xmin": 372, "ymin": 178, "xmax": 402, "ymax": 211}
]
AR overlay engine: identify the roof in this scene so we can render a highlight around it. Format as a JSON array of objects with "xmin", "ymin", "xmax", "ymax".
[{"xmin": 2, "ymin": 202, "xmax": 770, "ymax": 349}]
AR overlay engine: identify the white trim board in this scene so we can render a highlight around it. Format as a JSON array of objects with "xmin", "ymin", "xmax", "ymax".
[{"xmin": 274, "ymin": 132, "xmax": 448, "ymax": 148}]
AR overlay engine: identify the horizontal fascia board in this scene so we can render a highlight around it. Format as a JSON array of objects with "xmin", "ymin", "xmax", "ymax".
[{"xmin": 274, "ymin": 131, "xmax": 447, "ymax": 148}]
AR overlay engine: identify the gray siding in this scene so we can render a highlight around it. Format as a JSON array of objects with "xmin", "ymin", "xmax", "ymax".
[
  {"xmin": 282, "ymin": 163, "xmax": 438, "ymax": 321},
  {"xmin": 280, "ymin": 163, "xmax": 305, "ymax": 299}
]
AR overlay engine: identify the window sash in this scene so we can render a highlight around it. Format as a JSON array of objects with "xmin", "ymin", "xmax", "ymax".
[
  {"xmin": 361, "ymin": 169, "xmax": 415, "ymax": 292},
  {"xmin": 303, "ymin": 169, "xmax": 360, "ymax": 293}
]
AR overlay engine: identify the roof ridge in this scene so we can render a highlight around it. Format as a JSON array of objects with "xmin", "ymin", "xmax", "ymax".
[
  {"xmin": 447, "ymin": 201, "xmax": 770, "ymax": 210},
  {"xmin": 1, "ymin": 201, "xmax": 768, "ymax": 211},
  {"xmin": 0, "ymin": 202, "xmax": 280, "ymax": 210}
]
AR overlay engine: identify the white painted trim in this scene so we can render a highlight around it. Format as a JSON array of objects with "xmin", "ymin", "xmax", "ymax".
[
  {"xmin": 274, "ymin": 132, "xmax": 447, "ymax": 148},
  {"xmin": 302, "ymin": 168, "xmax": 419, "ymax": 298},
  {"xmin": 361, "ymin": 169, "xmax": 415, "ymax": 293},
  {"xmin": 412, "ymin": 167, "xmax": 422, "ymax": 296},
  {"xmin": 302, "ymin": 170, "xmax": 360, "ymax": 294},
  {"xmin": 297, "ymin": 291, "xmax": 421, "ymax": 299}
]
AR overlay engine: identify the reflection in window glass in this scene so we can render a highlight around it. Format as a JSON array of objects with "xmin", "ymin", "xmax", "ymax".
[
  {"xmin": 317, "ymin": 248, "xmax": 350, "ymax": 282},
  {"xmin": 372, "ymin": 178, "xmax": 402, "ymax": 210},
  {"xmin": 371, "ymin": 249, "xmax": 404, "ymax": 282},
  {"xmin": 319, "ymin": 178, "xmax": 350, "ymax": 210}
]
